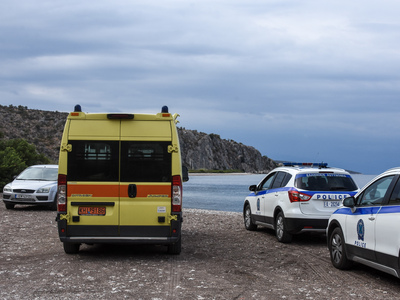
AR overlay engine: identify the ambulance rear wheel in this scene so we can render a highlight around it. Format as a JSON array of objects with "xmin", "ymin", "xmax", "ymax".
[
  {"xmin": 168, "ymin": 238, "xmax": 181, "ymax": 255},
  {"xmin": 63, "ymin": 242, "xmax": 80, "ymax": 254}
]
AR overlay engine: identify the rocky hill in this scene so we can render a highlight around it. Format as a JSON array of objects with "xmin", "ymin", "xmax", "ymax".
[{"xmin": 0, "ymin": 105, "xmax": 276, "ymax": 173}]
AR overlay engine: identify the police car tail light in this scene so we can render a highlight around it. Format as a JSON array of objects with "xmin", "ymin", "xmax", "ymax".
[
  {"xmin": 172, "ymin": 175, "xmax": 182, "ymax": 212},
  {"xmin": 57, "ymin": 174, "xmax": 67, "ymax": 212},
  {"xmin": 288, "ymin": 190, "xmax": 311, "ymax": 202}
]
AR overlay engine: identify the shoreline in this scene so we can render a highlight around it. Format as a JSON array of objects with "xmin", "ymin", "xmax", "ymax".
[{"xmin": 188, "ymin": 172, "xmax": 257, "ymax": 176}]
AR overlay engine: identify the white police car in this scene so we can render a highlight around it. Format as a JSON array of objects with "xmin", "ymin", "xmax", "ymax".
[
  {"xmin": 2, "ymin": 165, "xmax": 58, "ymax": 210},
  {"xmin": 327, "ymin": 167, "xmax": 400, "ymax": 278},
  {"xmin": 243, "ymin": 163, "xmax": 358, "ymax": 243}
]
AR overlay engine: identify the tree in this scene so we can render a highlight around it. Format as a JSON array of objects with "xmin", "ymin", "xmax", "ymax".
[{"xmin": 0, "ymin": 139, "xmax": 51, "ymax": 188}]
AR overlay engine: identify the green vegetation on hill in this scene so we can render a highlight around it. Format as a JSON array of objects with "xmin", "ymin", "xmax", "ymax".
[{"xmin": 0, "ymin": 138, "xmax": 50, "ymax": 188}]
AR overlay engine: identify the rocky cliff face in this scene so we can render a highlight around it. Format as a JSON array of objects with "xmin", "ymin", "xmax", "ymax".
[
  {"xmin": 178, "ymin": 128, "xmax": 276, "ymax": 173},
  {"xmin": 0, "ymin": 105, "xmax": 277, "ymax": 173}
]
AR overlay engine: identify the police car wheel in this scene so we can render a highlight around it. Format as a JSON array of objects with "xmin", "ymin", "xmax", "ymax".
[
  {"xmin": 329, "ymin": 227, "xmax": 352, "ymax": 269},
  {"xmin": 63, "ymin": 242, "xmax": 80, "ymax": 254},
  {"xmin": 244, "ymin": 204, "xmax": 257, "ymax": 231},
  {"xmin": 275, "ymin": 212, "xmax": 292, "ymax": 243}
]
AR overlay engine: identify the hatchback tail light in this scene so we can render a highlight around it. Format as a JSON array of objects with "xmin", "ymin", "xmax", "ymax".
[{"xmin": 288, "ymin": 190, "xmax": 311, "ymax": 202}]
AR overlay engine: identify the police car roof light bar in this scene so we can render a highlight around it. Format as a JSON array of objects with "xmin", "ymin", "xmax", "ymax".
[{"xmin": 283, "ymin": 162, "xmax": 328, "ymax": 168}]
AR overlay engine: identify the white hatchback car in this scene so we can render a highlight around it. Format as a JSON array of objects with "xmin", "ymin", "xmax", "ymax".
[
  {"xmin": 243, "ymin": 163, "xmax": 358, "ymax": 243},
  {"xmin": 327, "ymin": 167, "xmax": 400, "ymax": 278},
  {"xmin": 2, "ymin": 164, "xmax": 58, "ymax": 210}
]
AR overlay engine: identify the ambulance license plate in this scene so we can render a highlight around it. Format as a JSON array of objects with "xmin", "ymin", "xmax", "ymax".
[
  {"xmin": 324, "ymin": 201, "xmax": 341, "ymax": 208},
  {"xmin": 78, "ymin": 207, "xmax": 106, "ymax": 216}
]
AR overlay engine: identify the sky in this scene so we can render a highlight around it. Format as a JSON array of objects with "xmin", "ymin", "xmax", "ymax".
[{"xmin": 1, "ymin": 0, "xmax": 400, "ymax": 175}]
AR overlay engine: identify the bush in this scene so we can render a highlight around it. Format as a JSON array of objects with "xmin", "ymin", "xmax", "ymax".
[{"xmin": 0, "ymin": 139, "xmax": 50, "ymax": 188}]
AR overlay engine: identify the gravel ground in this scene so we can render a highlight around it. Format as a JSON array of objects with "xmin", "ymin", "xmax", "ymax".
[{"xmin": 1, "ymin": 203, "xmax": 400, "ymax": 300}]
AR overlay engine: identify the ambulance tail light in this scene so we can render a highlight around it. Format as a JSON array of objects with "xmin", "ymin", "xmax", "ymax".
[
  {"xmin": 288, "ymin": 190, "xmax": 311, "ymax": 202},
  {"xmin": 172, "ymin": 175, "xmax": 182, "ymax": 212},
  {"xmin": 57, "ymin": 174, "xmax": 67, "ymax": 212}
]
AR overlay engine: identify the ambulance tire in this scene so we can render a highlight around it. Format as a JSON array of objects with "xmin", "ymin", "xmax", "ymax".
[
  {"xmin": 244, "ymin": 204, "xmax": 257, "ymax": 231},
  {"xmin": 167, "ymin": 237, "xmax": 181, "ymax": 255},
  {"xmin": 328, "ymin": 227, "xmax": 353, "ymax": 270},
  {"xmin": 275, "ymin": 212, "xmax": 292, "ymax": 243},
  {"xmin": 63, "ymin": 242, "xmax": 80, "ymax": 254}
]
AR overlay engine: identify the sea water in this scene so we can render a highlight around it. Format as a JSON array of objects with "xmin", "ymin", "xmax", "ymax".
[{"xmin": 182, "ymin": 174, "xmax": 377, "ymax": 213}]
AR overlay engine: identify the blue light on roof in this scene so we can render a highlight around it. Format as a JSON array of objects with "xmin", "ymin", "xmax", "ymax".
[{"xmin": 283, "ymin": 162, "xmax": 328, "ymax": 168}]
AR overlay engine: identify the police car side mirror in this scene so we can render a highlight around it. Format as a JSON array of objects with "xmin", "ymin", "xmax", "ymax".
[
  {"xmin": 343, "ymin": 197, "xmax": 356, "ymax": 208},
  {"xmin": 249, "ymin": 185, "xmax": 257, "ymax": 192}
]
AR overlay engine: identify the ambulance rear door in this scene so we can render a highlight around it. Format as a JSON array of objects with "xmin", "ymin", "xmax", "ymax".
[
  {"xmin": 66, "ymin": 118, "xmax": 121, "ymax": 237},
  {"xmin": 119, "ymin": 119, "xmax": 173, "ymax": 238}
]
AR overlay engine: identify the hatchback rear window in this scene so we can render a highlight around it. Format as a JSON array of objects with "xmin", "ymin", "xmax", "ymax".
[{"xmin": 295, "ymin": 173, "xmax": 357, "ymax": 191}]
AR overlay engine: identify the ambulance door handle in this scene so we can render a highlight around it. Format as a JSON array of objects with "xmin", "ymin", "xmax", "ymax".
[{"xmin": 128, "ymin": 184, "xmax": 137, "ymax": 198}]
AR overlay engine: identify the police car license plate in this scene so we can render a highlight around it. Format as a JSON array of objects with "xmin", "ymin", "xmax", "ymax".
[
  {"xmin": 78, "ymin": 207, "xmax": 106, "ymax": 216},
  {"xmin": 324, "ymin": 201, "xmax": 341, "ymax": 208}
]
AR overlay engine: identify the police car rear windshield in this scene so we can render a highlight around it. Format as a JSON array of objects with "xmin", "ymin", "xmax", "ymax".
[{"xmin": 295, "ymin": 174, "xmax": 358, "ymax": 191}]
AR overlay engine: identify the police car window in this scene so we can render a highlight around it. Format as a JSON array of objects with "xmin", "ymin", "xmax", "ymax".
[
  {"xmin": 388, "ymin": 178, "xmax": 400, "ymax": 205},
  {"xmin": 260, "ymin": 173, "xmax": 276, "ymax": 190},
  {"xmin": 120, "ymin": 141, "xmax": 171, "ymax": 182},
  {"xmin": 295, "ymin": 174, "xmax": 357, "ymax": 191},
  {"xmin": 68, "ymin": 141, "xmax": 119, "ymax": 181},
  {"xmin": 281, "ymin": 173, "xmax": 292, "ymax": 187},
  {"xmin": 271, "ymin": 172, "xmax": 288, "ymax": 189},
  {"xmin": 358, "ymin": 175, "xmax": 394, "ymax": 206}
]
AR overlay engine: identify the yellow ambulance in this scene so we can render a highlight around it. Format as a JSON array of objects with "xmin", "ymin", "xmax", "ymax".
[{"xmin": 56, "ymin": 105, "xmax": 187, "ymax": 254}]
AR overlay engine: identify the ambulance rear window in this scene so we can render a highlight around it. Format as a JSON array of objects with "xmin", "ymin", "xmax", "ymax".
[
  {"xmin": 68, "ymin": 141, "xmax": 119, "ymax": 181},
  {"xmin": 120, "ymin": 141, "xmax": 172, "ymax": 182}
]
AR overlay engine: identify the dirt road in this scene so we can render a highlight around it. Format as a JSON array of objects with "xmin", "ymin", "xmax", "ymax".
[{"xmin": 1, "ymin": 204, "xmax": 399, "ymax": 299}]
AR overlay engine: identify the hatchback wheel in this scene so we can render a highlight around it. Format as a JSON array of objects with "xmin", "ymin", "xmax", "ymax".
[
  {"xmin": 5, "ymin": 203, "xmax": 15, "ymax": 209},
  {"xmin": 329, "ymin": 227, "xmax": 352, "ymax": 269},
  {"xmin": 244, "ymin": 204, "xmax": 257, "ymax": 231},
  {"xmin": 275, "ymin": 212, "xmax": 292, "ymax": 243}
]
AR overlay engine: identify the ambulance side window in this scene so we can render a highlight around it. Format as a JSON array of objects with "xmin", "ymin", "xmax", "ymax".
[
  {"xmin": 68, "ymin": 141, "xmax": 119, "ymax": 181},
  {"xmin": 120, "ymin": 141, "xmax": 172, "ymax": 182}
]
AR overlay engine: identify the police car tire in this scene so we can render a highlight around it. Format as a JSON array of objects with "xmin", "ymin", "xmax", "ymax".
[
  {"xmin": 244, "ymin": 204, "xmax": 257, "ymax": 231},
  {"xmin": 275, "ymin": 212, "xmax": 292, "ymax": 243},
  {"xmin": 329, "ymin": 227, "xmax": 352, "ymax": 270},
  {"xmin": 63, "ymin": 242, "xmax": 80, "ymax": 254}
]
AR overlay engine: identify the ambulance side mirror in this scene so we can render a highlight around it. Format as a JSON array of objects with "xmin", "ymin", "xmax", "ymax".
[{"xmin": 182, "ymin": 166, "xmax": 189, "ymax": 182}]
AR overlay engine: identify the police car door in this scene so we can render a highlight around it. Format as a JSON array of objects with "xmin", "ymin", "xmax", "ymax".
[
  {"xmin": 257, "ymin": 172, "xmax": 277, "ymax": 223},
  {"xmin": 374, "ymin": 176, "xmax": 400, "ymax": 267},
  {"xmin": 264, "ymin": 172, "xmax": 290, "ymax": 219},
  {"xmin": 345, "ymin": 175, "xmax": 395, "ymax": 261}
]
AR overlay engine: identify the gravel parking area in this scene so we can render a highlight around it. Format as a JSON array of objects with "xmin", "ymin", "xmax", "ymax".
[{"xmin": 1, "ymin": 202, "xmax": 400, "ymax": 299}]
